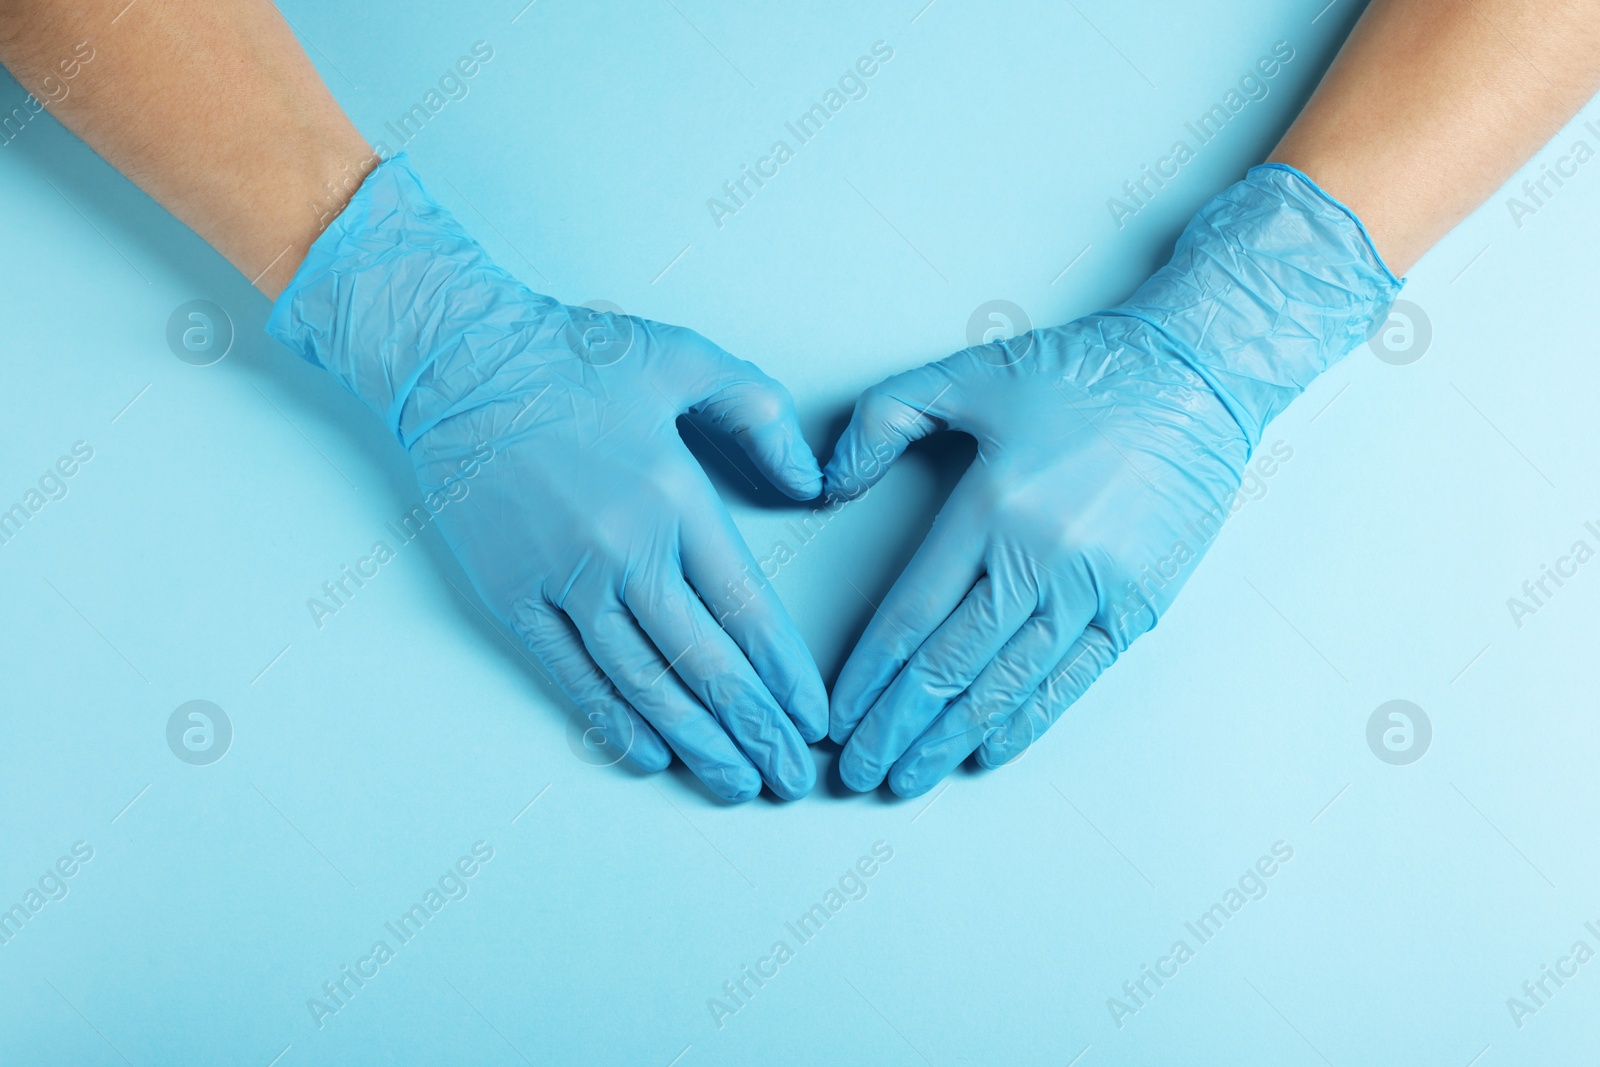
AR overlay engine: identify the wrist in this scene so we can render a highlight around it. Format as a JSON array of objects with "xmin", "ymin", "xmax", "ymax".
[
  {"xmin": 250, "ymin": 138, "xmax": 382, "ymax": 300},
  {"xmin": 1112, "ymin": 162, "xmax": 1402, "ymax": 449},
  {"xmin": 266, "ymin": 153, "xmax": 560, "ymax": 448}
]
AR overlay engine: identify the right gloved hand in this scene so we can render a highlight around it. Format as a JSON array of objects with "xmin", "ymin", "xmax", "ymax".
[{"xmin": 268, "ymin": 155, "xmax": 827, "ymax": 802}]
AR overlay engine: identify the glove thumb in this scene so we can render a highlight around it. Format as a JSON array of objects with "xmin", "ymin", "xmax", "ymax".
[{"xmin": 822, "ymin": 362, "xmax": 955, "ymax": 501}]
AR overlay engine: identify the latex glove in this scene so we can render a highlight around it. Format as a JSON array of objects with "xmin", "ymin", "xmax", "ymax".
[
  {"xmin": 825, "ymin": 163, "xmax": 1400, "ymax": 797},
  {"xmin": 268, "ymin": 155, "xmax": 826, "ymax": 802}
]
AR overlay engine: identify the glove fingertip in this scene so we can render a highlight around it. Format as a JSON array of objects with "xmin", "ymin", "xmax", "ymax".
[
  {"xmin": 820, "ymin": 462, "xmax": 860, "ymax": 503},
  {"xmin": 716, "ymin": 763, "xmax": 763, "ymax": 803},
  {"xmin": 821, "ymin": 433, "xmax": 888, "ymax": 502},
  {"xmin": 771, "ymin": 756, "xmax": 818, "ymax": 801},
  {"xmin": 827, "ymin": 696, "xmax": 864, "ymax": 747},
  {"xmin": 888, "ymin": 767, "xmax": 937, "ymax": 799},
  {"xmin": 977, "ymin": 731, "xmax": 1029, "ymax": 769},
  {"xmin": 974, "ymin": 743, "xmax": 1007, "ymax": 769},
  {"xmin": 793, "ymin": 682, "xmax": 829, "ymax": 744},
  {"xmin": 836, "ymin": 742, "xmax": 885, "ymax": 793},
  {"xmin": 780, "ymin": 462, "xmax": 824, "ymax": 501},
  {"xmin": 625, "ymin": 732, "xmax": 672, "ymax": 773},
  {"xmin": 728, "ymin": 403, "xmax": 823, "ymax": 500}
]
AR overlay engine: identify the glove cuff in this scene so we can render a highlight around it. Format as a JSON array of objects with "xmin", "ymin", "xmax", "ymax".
[
  {"xmin": 1113, "ymin": 162, "xmax": 1402, "ymax": 449},
  {"xmin": 266, "ymin": 153, "xmax": 559, "ymax": 448}
]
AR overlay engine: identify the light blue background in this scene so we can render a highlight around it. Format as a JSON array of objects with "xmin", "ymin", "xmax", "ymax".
[{"xmin": 3, "ymin": 0, "xmax": 1599, "ymax": 1063}]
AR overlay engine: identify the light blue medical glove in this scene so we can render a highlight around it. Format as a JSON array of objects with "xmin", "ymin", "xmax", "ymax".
[
  {"xmin": 268, "ymin": 155, "xmax": 827, "ymax": 802},
  {"xmin": 824, "ymin": 163, "xmax": 1400, "ymax": 797}
]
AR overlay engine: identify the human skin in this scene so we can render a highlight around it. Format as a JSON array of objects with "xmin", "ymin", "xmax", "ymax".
[
  {"xmin": 1271, "ymin": 0, "xmax": 1600, "ymax": 275},
  {"xmin": 0, "ymin": 0, "xmax": 372, "ymax": 298}
]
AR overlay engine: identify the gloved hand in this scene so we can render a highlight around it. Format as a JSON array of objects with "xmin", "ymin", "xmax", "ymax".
[
  {"xmin": 825, "ymin": 163, "xmax": 1400, "ymax": 797},
  {"xmin": 268, "ymin": 155, "xmax": 827, "ymax": 802}
]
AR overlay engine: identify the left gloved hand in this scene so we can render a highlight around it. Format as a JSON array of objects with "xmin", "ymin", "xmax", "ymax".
[
  {"xmin": 824, "ymin": 163, "xmax": 1400, "ymax": 797},
  {"xmin": 268, "ymin": 154, "xmax": 828, "ymax": 802}
]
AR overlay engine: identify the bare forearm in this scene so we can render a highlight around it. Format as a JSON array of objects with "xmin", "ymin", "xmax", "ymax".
[
  {"xmin": 1271, "ymin": 0, "xmax": 1600, "ymax": 274},
  {"xmin": 0, "ymin": 0, "xmax": 373, "ymax": 296}
]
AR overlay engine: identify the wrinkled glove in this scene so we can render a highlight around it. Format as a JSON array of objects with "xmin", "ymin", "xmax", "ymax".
[
  {"xmin": 825, "ymin": 163, "xmax": 1400, "ymax": 797},
  {"xmin": 269, "ymin": 155, "xmax": 827, "ymax": 802}
]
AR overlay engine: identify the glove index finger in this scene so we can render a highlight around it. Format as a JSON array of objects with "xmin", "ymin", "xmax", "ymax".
[
  {"xmin": 671, "ymin": 332, "xmax": 823, "ymax": 500},
  {"xmin": 691, "ymin": 375, "xmax": 823, "ymax": 501}
]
